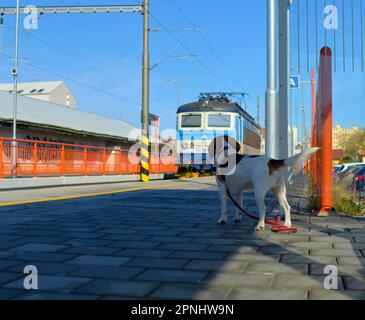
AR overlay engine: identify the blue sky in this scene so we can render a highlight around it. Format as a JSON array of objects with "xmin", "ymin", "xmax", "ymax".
[{"xmin": 0, "ymin": 0, "xmax": 364, "ymax": 138}]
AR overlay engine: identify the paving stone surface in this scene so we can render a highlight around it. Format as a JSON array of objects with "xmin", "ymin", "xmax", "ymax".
[{"xmin": 0, "ymin": 175, "xmax": 364, "ymax": 300}]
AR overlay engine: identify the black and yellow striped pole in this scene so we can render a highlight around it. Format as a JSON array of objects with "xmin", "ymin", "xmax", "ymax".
[
  {"xmin": 141, "ymin": 0, "xmax": 150, "ymax": 182},
  {"xmin": 140, "ymin": 133, "xmax": 150, "ymax": 182}
]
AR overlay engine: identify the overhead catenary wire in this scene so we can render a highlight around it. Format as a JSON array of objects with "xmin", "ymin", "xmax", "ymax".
[
  {"xmin": 149, "ymin": 11, "xmax": 232, "ymax": 91},
  {"xmin": 168, "ymin": 0, "xmax": 244, "ymax": 92},
  {"xmin": 324, "ymin": 0, "xmax": 327, "ymax": 49},
  {"xmin": 298, "ymin": 0, "xmax": 301, "ymax": 72},
  {"xmin": 351, "ymin": 0, "xmax": 355, "ymax": 72},
  {"xmin": 315, "ymin": 0, "xmax": 318, "ymax": 69},
  {"xmin": 2, "ymin": 52, "xmax": 177, "ymax": 121},
  {"xmin": 334, "ymin": 0, "xmax": 337, "ymax": 72},
  {"xmin": 361, "ymin": 0, "xmax": 364, "ymax": 72},
  {"xmin": 1, "ymin": 18, "xmax": 177, "ymax": 120},
  {"xmin": 2, "ymin": 20, "xmax": 140, "ymax": 96},
  {"xmin": 306, "ymin": 0, "xmax": 310, "ymax": 73},
  {"xmin": 343, "ymin": 0, "xmax": 346, "ymax": 72}
]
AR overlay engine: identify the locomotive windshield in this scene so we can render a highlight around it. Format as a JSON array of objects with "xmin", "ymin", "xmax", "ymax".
[
  {"xmin": 208, "ymin": 114, "xmax": 231, "ymax": 128},
  {"xmin": 181, "ymin": 114, "xmax": 201, "ymax": 128}
]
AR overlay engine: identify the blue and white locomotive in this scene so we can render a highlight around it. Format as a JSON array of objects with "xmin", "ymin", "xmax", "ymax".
[{"xmin": 176, "ymin": 92, "xmax": 261, "ymax": 173}]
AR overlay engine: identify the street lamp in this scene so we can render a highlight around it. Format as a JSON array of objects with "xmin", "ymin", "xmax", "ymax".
[
  {"xmin": 166, "ymin": 79, "xmax": 180, "ymax": 108},
  {"xmin": 12, "ymin": 0, "xmax": 20, "ymax": 141}
]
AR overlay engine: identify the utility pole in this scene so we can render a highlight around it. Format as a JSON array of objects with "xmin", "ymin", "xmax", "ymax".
[
  {"xmin": 0, "ymin": 3, "xmax": 146, "ymax": 179},
  {"xmin": 12, "ymin": 0, "xmax": 21, "ymax": 137},
  {"xmin": 278, "ymin": 0, "xmax": 291, "ymax": 159},
  {"xmin": 140, "ymin": 0, "xmax": 150, "ymax": 182},
  {"xmin": 11, "ymin": 0, "xmax": 20, "ymax": 177},
  {"xmin": 265, "ymin": 0, "xmax": 278, "ymax": 159}
]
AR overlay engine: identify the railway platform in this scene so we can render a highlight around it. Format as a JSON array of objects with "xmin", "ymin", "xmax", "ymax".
[{"xmin": 0, "ymin": 175, "xmax": 365, "ymax": 300}]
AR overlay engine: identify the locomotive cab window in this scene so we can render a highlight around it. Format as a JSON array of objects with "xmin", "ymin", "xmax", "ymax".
[
  {"xmin": 181, "ymin": 114, "xmax": 202, "ymax": 128},
  {"xmin": 208, "ymin": 114, "xmax": 231, "ymax": 128}
]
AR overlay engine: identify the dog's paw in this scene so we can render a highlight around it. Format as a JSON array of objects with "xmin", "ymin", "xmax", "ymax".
[
  {"xmin": 284, "ymin": 221, "xmax": 292, "ymax": 228},
  {"xmin": 255, "ymin": 223, "xmax": 265, "ymax": 232},
  {"xmin": 233, "ymin": 215, "xmax": 242, "ymax": 223},
  {"xmin": 218, "ymin": 217, "xmax": 228, "ymax": 224}
]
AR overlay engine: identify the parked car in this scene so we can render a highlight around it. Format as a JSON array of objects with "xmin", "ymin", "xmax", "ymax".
[
  {"xmin": 335, "ymin": 163, "xmax": 365, "ymax": 174},
  {"xmin": 333, "ymin": 165, "xmax": 341, "ymax": 172},
  {"xmin": 334, "ymin": 163, "xmax": 365, "ymax": 181},
  {"xmin": 338, "ymin": 166, "xmax": 364, "ymax": 188},
  {"xmin": 353, "ymin": 167, "xmax": 365, "ymax": 191}
]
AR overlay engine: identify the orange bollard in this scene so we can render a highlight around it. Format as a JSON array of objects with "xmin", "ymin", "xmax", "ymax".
[{"xmin": 318, "ymin": 47, "xmax": 333, "ymax": 216}]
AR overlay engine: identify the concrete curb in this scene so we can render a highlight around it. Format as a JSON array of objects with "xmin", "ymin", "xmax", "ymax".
[{"xmin": 0, "ymin": 174, "xmax": 166, "ymax": 191}]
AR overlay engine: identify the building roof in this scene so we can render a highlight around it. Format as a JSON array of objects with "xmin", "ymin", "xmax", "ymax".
[
  {"xmin": 333, "ymin": 149, "xmax": 345, "ymax": 160},
  {"xmin": 360, "ymin": 151, "xmax": 365, "ymax": 156},
  {"xmin": 0, "ymin": 90, "xmax": 138, "ymax": 140},
  {"xmin": 0, "ymin": 81, "xmax": 65, "ymax": 95}
]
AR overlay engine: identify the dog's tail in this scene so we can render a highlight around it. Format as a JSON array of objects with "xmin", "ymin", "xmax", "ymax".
[{"xmin": 284, "ymin": 147, "xmax": 320, "ymax": 168}]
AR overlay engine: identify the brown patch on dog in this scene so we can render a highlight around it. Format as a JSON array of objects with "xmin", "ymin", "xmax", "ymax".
[
  {"xmin": 223, "ymin": 135, "xmax": 241, "ymax": 153},
  {"xmin": 268, "ymin": 159, "xmax": 286, "ymax": 175},
  {"xmin": 208, "ymin": 136, "xmax": 241, "ymax": 160}
]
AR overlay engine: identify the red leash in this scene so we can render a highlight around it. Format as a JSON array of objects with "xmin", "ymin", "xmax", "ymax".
[{"xmin": 226, "ymin": 190, "xmax": 298, "ymax": 233}]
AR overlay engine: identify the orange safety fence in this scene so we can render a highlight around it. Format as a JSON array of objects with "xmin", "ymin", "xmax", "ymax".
[
  {"xmin": 0, "ymin": 137, "xmax": 178, "ymax": 178},
  {"xmin": 309, "ymin": 47, "xmax": 333, "ymax": 215}
]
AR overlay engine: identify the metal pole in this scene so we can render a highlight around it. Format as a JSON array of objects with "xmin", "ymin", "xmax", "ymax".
[
  {"xmin": 302, "ymin": 79, "xmax": 307, "ymax": 151},
  {"xmin": 265, "ymin": 0, "xmax": 278, "ymax": 159},
  {"xmin": 11, "ymin": 0, "xmax": 20, "ymax": 178},
  {"xmin": 288, "ymin": 3, "xmax": 293, "ymax": 157},
  {"xmin": 140, "ymin": 0, "xmax": 150, "ymax": 182},
  {"xmin": 279, "ymin": 0, "xmax": 290, "ymax": 159},
  {"xmin": 12, "ymin": 0, "xmax": 20, "ymax": 140}
]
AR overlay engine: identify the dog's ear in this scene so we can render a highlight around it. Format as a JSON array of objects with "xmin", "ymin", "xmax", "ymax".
[
  {"xmin": 224, "ymin": 135, "xmax": 241, "ymax": 153},
  {"xmin": 208, "ymin": 136, "xmax": 241, "ymax": 159},
  {"xmin": 208, "ymin": 137, "xmax": 219, "ymax": 159},
  {"xmin": 234, "ymin": 140, "xmax": 241, "ymax": 153}
]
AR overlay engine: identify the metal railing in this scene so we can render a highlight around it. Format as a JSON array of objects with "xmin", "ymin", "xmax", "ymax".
[{"xmin": 0, "ymin": 137, "xmax": 178, "ymax": 178}]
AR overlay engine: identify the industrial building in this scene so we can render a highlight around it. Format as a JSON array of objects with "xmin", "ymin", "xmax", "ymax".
[
  {"xmin": 0, "ymin": 82, "xmax": 138, "ymax": 148},
  {"xmin": 0, "ymin": 81, "xmax": 77, "ymax": 108}
]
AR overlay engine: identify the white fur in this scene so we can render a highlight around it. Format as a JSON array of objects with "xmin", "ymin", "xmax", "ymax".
[{"xmin": 214, "ymin": 145, "xmax": 320, "ymax": 231}]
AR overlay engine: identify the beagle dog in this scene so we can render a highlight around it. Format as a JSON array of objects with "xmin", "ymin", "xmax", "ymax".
[{"xmin": 208, "ymin": 136, "xmax": 319, "ymax": 231}]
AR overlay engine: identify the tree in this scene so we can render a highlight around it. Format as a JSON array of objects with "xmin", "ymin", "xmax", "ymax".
[{"xmin": 340, "ymin": 129, "xmax": 365, "ymax": 161}]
